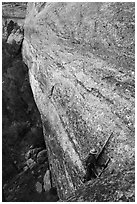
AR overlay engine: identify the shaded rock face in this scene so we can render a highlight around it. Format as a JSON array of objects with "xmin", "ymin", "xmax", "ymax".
[
  {"xmin": 23, "ymin": 2, "xmax": 135, "ymax": 201},
  {"xmin": 2, "ymin": 16, "xmax": 58, "ymax": 201}
]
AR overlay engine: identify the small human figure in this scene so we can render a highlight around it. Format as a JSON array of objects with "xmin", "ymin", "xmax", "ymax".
[{"xmin": 84, "ymin": 148, "xmax": 98, "ymax": 182}]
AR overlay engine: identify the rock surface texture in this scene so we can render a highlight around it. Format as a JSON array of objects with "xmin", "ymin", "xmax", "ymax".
[{"xmin": 23, "ymin": 2, "xmax": 135, "ymax": 201}]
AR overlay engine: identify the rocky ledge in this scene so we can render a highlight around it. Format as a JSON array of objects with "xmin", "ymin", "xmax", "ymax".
[{"xmin": 23, "ymin": 2, "xmax": 134, "ymax": 201}]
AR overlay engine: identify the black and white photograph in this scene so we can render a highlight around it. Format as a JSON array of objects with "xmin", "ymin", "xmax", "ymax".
[{"xmin": 2, "ymin": 1, "xmax": 135, "ymax": 202}]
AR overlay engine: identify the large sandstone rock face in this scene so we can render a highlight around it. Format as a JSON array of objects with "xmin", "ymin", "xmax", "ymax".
[{"xmin": 23, "ymin": 2, "xmax": 135, "ymax": 201}]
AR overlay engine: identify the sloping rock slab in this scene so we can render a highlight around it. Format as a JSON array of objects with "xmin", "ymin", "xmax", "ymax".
[{"xmin": 23, "ymin": 2, "xmax": 135, "ymax": 201}]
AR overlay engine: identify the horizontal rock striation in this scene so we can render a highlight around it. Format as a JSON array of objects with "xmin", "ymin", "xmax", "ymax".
[{"xmin": 23, "ymin": 2, "xmax": 135, "ymax": 201}]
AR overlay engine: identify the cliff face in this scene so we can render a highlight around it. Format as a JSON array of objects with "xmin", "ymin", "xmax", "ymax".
[{"xmin": 23, "ymin": 2, "xmax": 135, "ymax": 201}]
